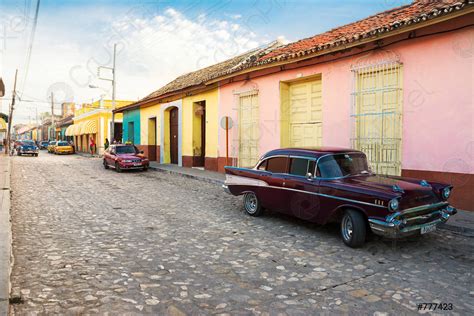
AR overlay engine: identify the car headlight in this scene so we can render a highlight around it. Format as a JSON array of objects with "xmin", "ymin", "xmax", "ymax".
[
  {"xmin": 123, "ymin": 159, "xmax": 132, "ymax": 163},
  {"xmin": 441, "ymin": 187, "xmax": 451, "ymax": 200},
  {"xmin": 388, "ymin": 198, "xmax": 399, "ymax": 211}
]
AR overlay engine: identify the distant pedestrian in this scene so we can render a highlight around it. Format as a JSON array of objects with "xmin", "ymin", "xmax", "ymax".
[
  {"xmin": 89, "ymin": 137, "xmax": 96, "ymax": 156},
  {"xmin": 104, "ymin": 138, "xmax": 110, "ymax": 150}
]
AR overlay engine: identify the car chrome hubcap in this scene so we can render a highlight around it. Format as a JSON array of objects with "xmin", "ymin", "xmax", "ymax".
[
  {"xmin": 245, "ymin": 194, "xmax": 257, "ymax": 213},
  {"xmin": 342, "ymin": 216, "xmax": 353, "ymax": 241}
]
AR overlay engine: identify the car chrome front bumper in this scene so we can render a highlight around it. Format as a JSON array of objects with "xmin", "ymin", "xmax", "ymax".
[{"xmin": 368, "ymin": 204, "xmax": 457, "ymax": 238}]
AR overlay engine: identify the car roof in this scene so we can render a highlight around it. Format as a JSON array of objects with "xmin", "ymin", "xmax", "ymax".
[{"xmin": 262, "ymin": 147, "xmax": 364, "ymax": 159}]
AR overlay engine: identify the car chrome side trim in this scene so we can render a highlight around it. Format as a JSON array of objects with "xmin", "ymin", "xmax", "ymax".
[{"xmin": 225, "ymin": 175, "xmax": 386, "ymax": 208}]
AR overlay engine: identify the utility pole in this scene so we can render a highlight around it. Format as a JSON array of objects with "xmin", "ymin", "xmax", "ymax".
[
  {"xmin": 5, "ymin": 69, "xmax": 18, "ymax": 154},
  {"xmin": 112, "ymin": 43, "xmax": 117, "ymax": 142},
  {"xmin": 98, "ymin": 43, "xmax": 117, "ymax": 142},
  {"xmin": 51, "ymin": 92, "xmax": 55, "ymax": 140}
]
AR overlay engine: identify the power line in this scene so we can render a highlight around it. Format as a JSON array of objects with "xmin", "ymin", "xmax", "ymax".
[{"xmin": 19, "ymin": 0, "xmax": 40, "ymax": 99}]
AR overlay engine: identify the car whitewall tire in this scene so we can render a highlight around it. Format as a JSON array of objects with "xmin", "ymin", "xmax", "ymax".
[
  {"xmin": 243, "ymin": 192, "xmax": 263, "ymax": 217},
  {"xmin": 341, "ymin": 209, "xmax": 367, "ymax": 248}
]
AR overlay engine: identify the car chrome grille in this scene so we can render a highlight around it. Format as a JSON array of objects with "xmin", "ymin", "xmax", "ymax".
[{"xmin": 389, "ymin": 202, "xmax": 448, "ymax": 226}]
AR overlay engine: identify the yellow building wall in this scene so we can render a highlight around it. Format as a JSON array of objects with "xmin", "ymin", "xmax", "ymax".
[
  {"xmin": 73, "ymin": 111, "xmax": 123, "ymax": 153},
  {"xmin": 182, "ymin": 89, "xmax": 218, "ymax": 158},
  {"xmin": 139, "ymin": 105, "xmax": 161, "ymax": 146}
]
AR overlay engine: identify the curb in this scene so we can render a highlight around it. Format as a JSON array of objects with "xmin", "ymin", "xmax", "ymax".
[
  {"xmin": 149, "ymin": 165, "xmax": 224, "ymax": 186},
  {"xmin": 438, "ymin": 223, "xmax": 474, "ymax": 237},
  {"xmin": 0, "ymin": 156, "xmax": 12, "ymax": 316}
]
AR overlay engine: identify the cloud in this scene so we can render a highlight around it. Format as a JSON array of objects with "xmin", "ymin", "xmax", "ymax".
[{"xmin": 0, "ymin": 4, "xmax": 269, "ymax": 123}]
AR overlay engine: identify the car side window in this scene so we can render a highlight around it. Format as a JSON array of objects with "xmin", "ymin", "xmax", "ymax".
[
  {"xmin": 289, "ymin": 158, "xmax": 316, "ymax": 177},
  {"xmin": 289, "ymin": 158, "xmax": 309, "ymax": 176},
  {"xmin": 257, "ymin": 160, "xmax": 267, "ymax": 170},
  {"xmin": 266, "ymin": 157, "xmax": 288, "ymax": 173}
]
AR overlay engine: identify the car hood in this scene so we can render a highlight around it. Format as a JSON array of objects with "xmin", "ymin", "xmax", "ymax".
[
  {"xmin": 116, "ymin": 154, "xmax": 141, "ymax": 159},
  {"xmin": 339, "ymin": 175, "xmax": 440, "ymax": 207}
]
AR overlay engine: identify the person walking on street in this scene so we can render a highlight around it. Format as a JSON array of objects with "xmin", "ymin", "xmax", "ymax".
[
  {"xmin": 104, "ymin": 138, "xmax": 109, "ymax": 150},
  {"xmin": 89, "ymin": 137, "xmax": 96, "ymax": 156}
]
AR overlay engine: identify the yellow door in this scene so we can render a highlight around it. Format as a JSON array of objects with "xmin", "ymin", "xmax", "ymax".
[
  {"xmin": 289, "ymin": 78, "xmax": 322, "ymax": 147},
  {"xmin": 239, "ymin": 93, "xmax": 259, "ymax": 167},
  {"xmin": 354, "ymin": 64, "xmax": 402, "ymax": 175}
]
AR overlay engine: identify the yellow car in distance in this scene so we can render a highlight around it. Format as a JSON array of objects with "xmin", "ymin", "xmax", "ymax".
[
  {"xmin": 54, "ymin": 141, "xmax": 74, "ymax": 155},
  {"xmin": 47, "ymin": 141, "xmax": 57, "ymax": 153}
]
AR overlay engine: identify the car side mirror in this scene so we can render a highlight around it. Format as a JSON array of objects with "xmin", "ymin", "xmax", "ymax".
[{"xmin": 306, "ymin": 172, "xmax": 313, "ymax": 180}]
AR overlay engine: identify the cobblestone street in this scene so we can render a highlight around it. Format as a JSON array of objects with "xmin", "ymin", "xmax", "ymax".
[{"xmin": 9, "ymin": 154, "xmax": 474, "ymax": 315}]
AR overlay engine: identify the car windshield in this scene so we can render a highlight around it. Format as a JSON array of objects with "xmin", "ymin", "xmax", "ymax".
[
  {"xmin": 21, "ymin": 141, "xmax": 35, "ymax": 146},
  {"xmin": 57, "ymin": 142, "xmax": 68, "ymax": 146},
  {"xmin": 115, "ymin": 146, "xmax": 137, "ymax": 154},
  {"xmin": 317, "ymin": 153, "xmax": 371, "ymax": 178}
]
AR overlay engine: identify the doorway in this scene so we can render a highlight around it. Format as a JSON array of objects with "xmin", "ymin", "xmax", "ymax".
[
  {"xmin": 127, "ymin": 122, "xmax": 135, "ymax": 144},
  {"xmin": 193, "ymin": 101, "xmax": 206, "ymax": 167},
  {"xmin": 114, "ymin": 122, "xmax": 123, "ymax": 143},
  {"xmin": 148, "ymin": 117, "xmax": 157, "ymax": 161},
  {"xmin": 170, "ymin": 107, "xmax": 179, "ymax": 164}
]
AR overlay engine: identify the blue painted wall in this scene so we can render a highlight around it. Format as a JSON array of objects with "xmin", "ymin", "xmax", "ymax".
[{"xmin": 123, "ymin": 109, "xmax": 141, "ymax": 144}]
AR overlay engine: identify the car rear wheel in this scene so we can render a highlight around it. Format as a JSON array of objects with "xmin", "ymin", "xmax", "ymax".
[
  {"xmin": 341, "ymin": 209, "xmax": 367, "ymax": 248},
  {"xmin": 115, "ymin": 162, "xmax": 122, "ymax": 173},
  {"xmin": 243, "ymin": 192, "xmax": 263, "ymax": 217},
  {"xmin": 103, "ymin": 159, "xmax": 109, "ymax": 169}
]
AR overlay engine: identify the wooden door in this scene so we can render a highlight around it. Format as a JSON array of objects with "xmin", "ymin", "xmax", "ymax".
[
  {"xmin": 239, "ymin": 93, "xmax": 259, "ymax": 167},
  {"xmin": 354, "ymin": 64, "xmax": 402, "ymax": 175},
  {"xmin": 289, "ymin": 78, "xmax": 322, "ymax": 147},
  {"xmin": 148, "ymin": 117, "xmax": 157, "ymax": 161},
  {"xmin": 200, "ymin": 104, "xmax": 206, "ymax": 166},
  {"xmin": 170, "ymin": 107, "xmax": 179, "ymax": 164}
]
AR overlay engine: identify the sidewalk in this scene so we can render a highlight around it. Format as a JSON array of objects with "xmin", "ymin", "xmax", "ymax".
[
  {"xmin": 0, "ymin": 154, "xmax": 12, "ymax": 316},
  {"xmin": 148, "ymin": 162, "xmax": 474, "ymax": 236},
  {"xmin": 149, "ymin": 162, "xmax": 224, "ymax": 185}
]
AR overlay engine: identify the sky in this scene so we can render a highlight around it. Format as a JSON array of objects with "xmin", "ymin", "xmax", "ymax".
[{"xmin": 0, "ymin": 0, "xmax": 411, "ymax": 124}]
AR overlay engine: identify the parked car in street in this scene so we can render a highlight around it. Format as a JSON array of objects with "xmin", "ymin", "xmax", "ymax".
[
  {"xmin": 16, "ymin": 140, "xmax": 39, "ymax": 157},
  {"xmin": 39, "ymin": 141, "xmax": 50, "ymax": 150},
  {"xmin": 54, "ymin": 141, "xmax": 74, "ymax": 155},
  {"xmin": 47, "ymin": 141, "xmax": 57, "ymax": 153},
  {"xmin": 223, "ymin": 148, "xmax": 457, "ymax": 248},
  {"xmin": 103, "ymin": 144, "xmax": 149, "ymax": 172}
]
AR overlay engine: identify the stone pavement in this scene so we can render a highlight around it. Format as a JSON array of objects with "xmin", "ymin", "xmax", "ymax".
[
  {"xmin": 0, "ymin": 154, "xmax": 11, "ymax": 316},
  {"xmin": 8, "ymin": 154, "xmax": 474, "ymax": 314}
]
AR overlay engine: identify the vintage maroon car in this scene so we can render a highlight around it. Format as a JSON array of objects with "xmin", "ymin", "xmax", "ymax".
[
  {"xmin": 223, "ymin": 148, "xmax": 457, "ymax": 247},
  {"xmin": 103, "ymin": 144, "xmax": 149, "ymax": 172}
]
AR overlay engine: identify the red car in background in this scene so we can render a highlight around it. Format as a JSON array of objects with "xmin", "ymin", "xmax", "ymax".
[{"xmin": 103, "ymin": 144, "xmax": 149, "ymax": 172}]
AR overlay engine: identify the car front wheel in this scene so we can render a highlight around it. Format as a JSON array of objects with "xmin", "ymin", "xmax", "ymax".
[
  {"xmin": 243, "ymin": 192, "xmax": 263, "ymax": 217},
  {"xmin": 103, "ymin": 159, "xmax": 109, "ymax": 169},
  {"xmin": 341, "ymin": 209, "xmax": 367, "ymax": 248},
  {"xmin": 115, "ymin": 162, "xmax": 122, "ymax": 173}
]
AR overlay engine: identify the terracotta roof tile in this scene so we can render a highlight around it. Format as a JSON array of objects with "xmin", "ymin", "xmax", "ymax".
[
  {"xmin": 258, "ymin": 0, "xmax": 472, "ymax": 63},
  {"xmin": 141, "ymin": 41, "xmax": 283, "ymax": 102}
]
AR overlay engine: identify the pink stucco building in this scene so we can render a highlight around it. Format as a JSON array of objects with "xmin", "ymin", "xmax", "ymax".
[{"xmin": 214, "ymin": 2, "xmax": 473, "ymax": 210}]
